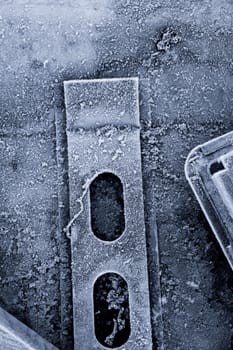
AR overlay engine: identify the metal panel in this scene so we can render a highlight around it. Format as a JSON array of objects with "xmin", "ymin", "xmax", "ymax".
[
  {"xmin": 0, "ymin": 307, "xmax": 58, "ymax": 350},
  {"xmin": 64, "ymin": 78, "xmax": 152, "ymax": 349},
  {"xmin": 185, "ymin": 131, "xmax": 233, "ymax": 270}
]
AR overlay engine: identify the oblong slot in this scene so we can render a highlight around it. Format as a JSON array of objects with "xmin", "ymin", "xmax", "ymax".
[
  {"xmin": 93, "ymin": 272, "xmax": 131, "ymax": 348},
  {"xmin": 209, "ymin": 161, "xmax": 225, "ymax": 175},
  {"xmin": 90, "ymin": 172, "xmax": 125, "ymax": 241}
]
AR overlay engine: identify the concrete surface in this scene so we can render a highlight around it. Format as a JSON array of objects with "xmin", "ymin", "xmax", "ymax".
[{"xmin": 0, "ymin": 1, "xmax": 233, "ymax": 349}]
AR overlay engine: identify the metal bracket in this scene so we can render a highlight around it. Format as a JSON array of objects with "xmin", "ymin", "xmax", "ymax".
[
  {"xmin": 64, "ymin": 78, "xmax": 152, "ymax": 349},
  {"xmin": 185, "ymin": 131, "xmax": 233, "ymax": 270}
]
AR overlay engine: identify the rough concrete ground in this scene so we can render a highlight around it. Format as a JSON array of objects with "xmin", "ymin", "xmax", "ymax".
[{"xmin": 0, "ymin": 1, "xmax": 233, "ymax": 349}]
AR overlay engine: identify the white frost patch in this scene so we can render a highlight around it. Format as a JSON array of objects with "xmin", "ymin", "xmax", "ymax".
[
  {"xmin": 186, "ymin": 281, "xmax": 200, "ymax": 289},
  {"xmin": 161, "ymin": 295, "xmax": 167, "ymax": 305},
  {"xmin": 75, "ymin": 0, "xmax": 115, "ymax": 23},
  {"xmin": 112, "ymin": 149, "xmax": 123, "ymax": 161}
]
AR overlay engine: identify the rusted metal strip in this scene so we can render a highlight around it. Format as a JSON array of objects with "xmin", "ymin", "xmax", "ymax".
[
  {"xmin": 64, "ymin": 77, "xmax": 152, "ymax": 349},
  {"xmin": 54, "ymin": 83, "xmax": 74, "ymax": 350}
]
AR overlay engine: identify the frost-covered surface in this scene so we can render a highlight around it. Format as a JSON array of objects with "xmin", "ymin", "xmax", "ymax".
[
  {"xmin": 64, "ymin": 78, "xmax": 152, "ymax": 350},
  {"xmin": 0, "ymin": 307, "xmax": 58, "ymax": 350},
  {"xmin": 0, "ymin": 0, "xmax": 233, "ymax": 349}
]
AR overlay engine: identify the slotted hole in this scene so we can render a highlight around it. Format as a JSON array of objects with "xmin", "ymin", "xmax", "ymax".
[
  {"xmin": 209, "ymin": 161, "xmax": 225, "ymax": 175},
  {"xmin": 90, "ymin": 172, "xmax": 125, "ymax": 241},
  {"xmin": 93, "ymin": 272, "xmax": 131, "ymax": 348}
]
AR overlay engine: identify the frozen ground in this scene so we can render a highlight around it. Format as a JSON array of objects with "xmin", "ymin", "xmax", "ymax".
[{"xmin": 0, "ymin": 1, "xmax": 233, "ymax": 349}]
